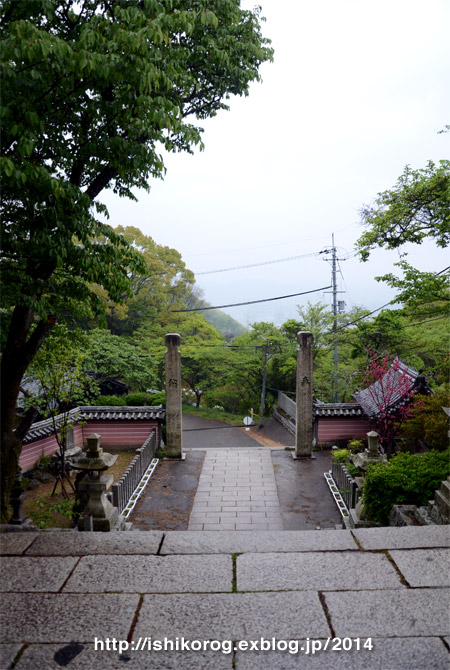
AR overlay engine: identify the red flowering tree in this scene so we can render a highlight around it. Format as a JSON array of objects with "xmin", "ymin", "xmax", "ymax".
[{"xmin": 356, "ymin": 349, "xmax": 420, "ymax": 456}]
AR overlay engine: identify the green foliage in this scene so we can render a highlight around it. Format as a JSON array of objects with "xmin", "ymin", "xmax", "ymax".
[
  {"xmin": 204, "ymin": 384, "xmax": 252, "ymax": 415},
  {"xmin": 107, "ymin": 227, "xmax": 196, "ymax": 336},
  {"xmin": 332, "ymin": 448, "xmax": 350, "ymax": 463},
  {"xmin": 182, "ymin": 403, "xmax": 244, "ymax": 426},
  {"xmin": 347, "ymin": 439, "xmax": 364, "ymax": 454},
  {"xmin": 83, "ymin": 329, "xmax": 157, "ymax": 391},
  {"xmin": 28, "ymin": 497, "xmax": 75, "ymax": 530},
  {"xmin": 184, "ymin": 288, "xmax": 247, "ymax": 339},
  {"xmin": 0, "ymin": 0, "xmax": 272, "ymax": 518},
  {"xmin": 95, "ymin": 392, "xmax": 165, "ymax": 406},
  {"xmin": 1, "ymin": 0, "xmax": 273, "ymax": 321},
  {"xmin": 345, "ymin": 462, "xmax": 362, "ymax": 478},
  {"xmin": 155, "ymin": 444, "xmax": 167, "ymax": 459},
  {"xmin": 358, "ymin": 161, "xmax": 450, "ymax": 255},
  {"xmin": 363, "ymin": 449, "xmax": 450, "ymax": 524},
  {"xmin": 297, "ymin": 302, "xmax": 334, "ymax": 355},
  {"xmin": 357, "ymin": 160, "xmax": 450, "ymax": 313},
  {"xmin": 399, "ymin": 387, "xmax": 450, "ymax": 451},
  {"xmin": 125, "ymin": 391, "xmax": 165, "ymax": 406},
  {"xmin": 94, "ymin": 395, "xmax": 124, "ymax": 406},
  {"xmin": 28, "ymin": 325, "xmax": 95, "ymax": 450}
]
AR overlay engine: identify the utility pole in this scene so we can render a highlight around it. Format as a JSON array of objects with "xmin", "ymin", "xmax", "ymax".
[
  {"xmin": 331, "ymin": 234, "xmax": 338, "ymax": 403},
  {"xmin": 258, "ymin": 339, "xmax": 269, "ymax": 429},
  {"xmin": 324, "ymin": 235, "xmax": 345, "ymax": 403}
]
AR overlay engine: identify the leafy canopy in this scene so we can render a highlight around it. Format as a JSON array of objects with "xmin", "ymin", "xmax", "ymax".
[
  {"xmin": 1, "ymin": 0, "xmax": 273, "ymax": 321},
  {"xmin": 356, "ymin": 160, "xmax": 450, "ymax": 314},
  {"xmin": 357, "ymin": 160, "xmax": 450, "ymax": 257},
  {"xmin": 83, "ymin": 329, "xmax": 158, "ymax": 391},
  {"xmin": 0, "ymin": 0, "xmax": 272, "ymax": 519}
]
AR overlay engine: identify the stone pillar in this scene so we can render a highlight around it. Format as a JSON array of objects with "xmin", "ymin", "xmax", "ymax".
[
  {"xmin": 165, "ymin": 333, "xmax": 184, "ymax": 459},
  {"xmin": 295, "ymin": 331, "xmax": 314, "ymax": 458},
  {"xmin": 367, "ymin": 430, "xmax": 380, "ymax": 456}
]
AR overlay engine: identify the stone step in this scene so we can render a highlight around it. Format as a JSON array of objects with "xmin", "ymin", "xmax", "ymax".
[
  {"xmin": 439, "ymin": 478, "xmax": 450, "ymax": 501},
  {"xmin": 434, "ymin": 490, "xmax": 450, "ymax": 523}
]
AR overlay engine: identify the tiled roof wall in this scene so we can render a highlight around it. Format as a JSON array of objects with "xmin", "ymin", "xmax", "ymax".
[{"xmin": 22, "ymin": 405, "xmax": 165, "ymax": 443}]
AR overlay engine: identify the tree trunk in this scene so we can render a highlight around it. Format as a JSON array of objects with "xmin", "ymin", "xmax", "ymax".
[{"xmin": 0, "ymin": 306, "xmax": 56, "ymax": 521}]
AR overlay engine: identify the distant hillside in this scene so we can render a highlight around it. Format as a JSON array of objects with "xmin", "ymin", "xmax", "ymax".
[
  {"xmin": 205, "ymin": 308, "xmax": 247, "ymax": 340},
  {"xmin": 186, "ymin": 294, "xmax": 247, "ymax": 340}
]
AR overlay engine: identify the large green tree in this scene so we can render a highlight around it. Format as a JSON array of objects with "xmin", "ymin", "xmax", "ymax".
[
  {"xmin": 106, "ymin": 226, "xmax": 195, "ymax": 336},
  {"xmin": 0, "ymin": 0, "xmax": 272, "ymax": 518},
  {"xmin": 83, "ymin": 329, "xmax": 158, "ymax": 391},
  {"xmin": 356, "ymin": 160, "xmax": 450, "ymax": 314}
]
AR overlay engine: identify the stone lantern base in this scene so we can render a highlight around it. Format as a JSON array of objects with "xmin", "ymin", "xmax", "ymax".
[{"xmin": 77, "ymin": 474, "xmax": 119, "ymax": 532}]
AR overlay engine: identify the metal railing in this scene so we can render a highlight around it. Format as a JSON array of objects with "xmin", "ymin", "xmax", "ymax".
[
  {"xmin": 112, "ymin": 429, "xmax": 157, "ymax": 514},
  {"xmin": 278, "ymin": 391, "xmax": 296, "ymax": 419},
  {"xmin": 331, "ymin": 460, "xmax": 362, "ymax": 511}
]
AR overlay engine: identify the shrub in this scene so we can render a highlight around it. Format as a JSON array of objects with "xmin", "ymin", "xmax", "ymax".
[
  {"xmin": 347, "ymin": 439, "xmax": 364, "ymax": 454},
  {"xmin": 95, "ymin": 395, "xmax": 123, "ymax": 406},
  {"xmin": 125, "ymin": 391, "xmax": 165, "ymax": 406},
  {"xmin": 331, "ymin": 448, "xmax": 350, "ymax": 464},
  {"xmin": 363, "ymin": 449, "xmax": 450, "ymax": 524},
  {"xmin": 399, "ymin": 387, "xmax": 450, "ymax": 451},
  {"xmin": 345, "ymin": 462, "xmax": 362, "ymax": 478},
  {"xmin": 95, "ymin": 392, "xmax": 165, "ymax": 406},
  {"xmin": 204, "ymin": 386, "xmax": 253, "ymax": 415}
]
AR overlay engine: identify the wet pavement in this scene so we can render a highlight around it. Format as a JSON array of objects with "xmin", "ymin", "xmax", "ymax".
[
  {"xmin": 1, "ymin": 526, "xmax": 449, "ymax": 669},
  {"xmin": 130, "ymin": 414, "xmax": 341, "ymax": 531},
  {"xmin": 130, "ymin": 451, "xmax": 204, "ymax": 531},
  {"xmin": 182, "ymin": 413, "xmax": 259, "ymax": 449},
  {"xmin": 272, "ymin": 450, "xmax": 342, "ymax": 530},
  {"xmin": 187, "ymin": 449, "xmax": 283, "ymax": 531}
]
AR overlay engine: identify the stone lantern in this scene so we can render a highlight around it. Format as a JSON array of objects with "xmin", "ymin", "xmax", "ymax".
[
  {"xmin": 352, "ymin": 431, "xmax": 387, "ymax": 473},
  {"xmin": 73, "ymin": 433, "xmax": 119, "ymax": 531}
]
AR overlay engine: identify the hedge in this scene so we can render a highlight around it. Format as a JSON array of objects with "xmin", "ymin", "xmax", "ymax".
[
  {"xmin": 95, "ymin": 392, "xmax": 166, "ymax": 406},
  {"xmin": 363, "ymin": 449, "xmax": 450, "ymax": 524}
]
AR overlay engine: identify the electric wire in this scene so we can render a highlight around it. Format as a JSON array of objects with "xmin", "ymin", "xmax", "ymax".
[
  {"xmin": 195, "ymin": 250, "xmax": 330, "ymax": 275},
  {"xmin": 172, "ymin": 285, "xmax": 332, "ymax": 312},
  {"xmin": 337, "ymin": 314, "xmax": 448, "ymax": 341},
  {"xmin": 337, "ymin": 258, "xmax": 354, "ymax": 309}
]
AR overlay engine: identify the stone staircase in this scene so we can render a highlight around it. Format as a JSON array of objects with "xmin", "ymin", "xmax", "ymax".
[{"xmin": 429, "ymin": 475, "xmax": 450, "ymax": 525}]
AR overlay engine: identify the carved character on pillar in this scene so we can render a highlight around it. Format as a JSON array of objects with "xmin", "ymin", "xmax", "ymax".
[{"xmin": 165, "ymin": 333, "xmax": 184, "ymax": 459}]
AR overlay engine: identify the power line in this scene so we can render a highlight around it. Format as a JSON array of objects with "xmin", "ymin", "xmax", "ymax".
[
  {"xmin": 336, "ymin": 314, "xmax": 448, "ymax": 348},
  {"xmin": 335, "ymin": 302, "xmax": 394, "ymax": 332},
  {"xmin": 172, "ymin": 285, "xmax": 332, "ymax": 312},
  {"xmin": 195, "ymin": 250, "xmax": 330, "ymax": 275},
  {"xmin": 180, "ymin": 344, "xmax": 264, "ymax": 349},
  {"xmin": 333, "ymin": 265, "xmax": 450, "ymax": 334}
]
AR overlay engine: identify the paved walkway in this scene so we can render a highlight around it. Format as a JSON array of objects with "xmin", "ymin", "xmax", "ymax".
[
  {"xmin": 1, "ymin": 526, "xmax": 449, "ymax": 669},
  {"xmin": 188, "ymin": 449, "xmax": 283, "ymax": 531},
  {"xmin": 182, "ymin": 414, "xmax": 259, "ymax": 449}
]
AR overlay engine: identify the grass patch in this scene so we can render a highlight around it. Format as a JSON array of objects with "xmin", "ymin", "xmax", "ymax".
[{"xmin": 182, "ymin": 403, "xmax": 246, "ymax": 426}]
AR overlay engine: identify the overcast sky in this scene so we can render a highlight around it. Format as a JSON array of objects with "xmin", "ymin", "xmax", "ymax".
[{"xmin": 101, "ymin": 0, "xmax": 449, "ymax": 327}]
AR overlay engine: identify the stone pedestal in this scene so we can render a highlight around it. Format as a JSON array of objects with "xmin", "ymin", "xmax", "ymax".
[
  {"xmin": 352, "ymin": 431, "xmax": 387, "ymax": 472},
  {"xmin": 77, "ymin": 474, "xmax": 118, "ymax": 532},
  {"xmin": 165, "ymin": 333, "xmax": 184, "ymax": 459},
  {"xmin": 294, "ymin": 331, "xmax": 314, "ymax": 458}
]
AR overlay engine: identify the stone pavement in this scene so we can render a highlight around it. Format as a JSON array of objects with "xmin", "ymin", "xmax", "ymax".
[
  {"xmin": 1, "ymin": 525, "xmax": 449, "ymax": 669},
  {"xmin": 188, "ymin": 448, "xmax": 283, "ymax": 531}
]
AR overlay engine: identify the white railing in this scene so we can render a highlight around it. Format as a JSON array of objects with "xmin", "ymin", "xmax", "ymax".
[
  {"xmin": 331, "ymin": 460, "xmax": 362, "ymax": 510},
  {"xmin": 278, "ymin": 391, "xmax": 296, "ymax": 419},
  {"xmin": 112, "ymin": 430, "xmax": 157, "ymax": 514}
]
